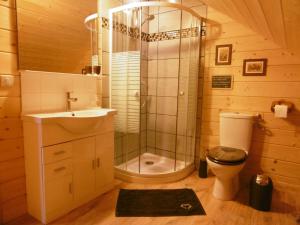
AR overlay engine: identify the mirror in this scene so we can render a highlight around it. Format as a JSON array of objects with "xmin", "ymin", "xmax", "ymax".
[{"xmin": 16, "ymin": 0, "xmax": 97, "ymax": 74}]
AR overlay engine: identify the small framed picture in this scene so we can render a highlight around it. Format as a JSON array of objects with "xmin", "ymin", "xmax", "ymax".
[
  {"xmin": 215, "ymin": 44, "xmax": 232, "ymax": 65},
  {"xmin": 243, "ymin": 58, "xmax": 268, "ymax": 76}
]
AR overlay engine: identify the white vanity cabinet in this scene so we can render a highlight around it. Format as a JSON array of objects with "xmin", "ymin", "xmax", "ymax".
[{"xmin": 22, "ymin": 109, "xmax": 116, "ymax": 224}]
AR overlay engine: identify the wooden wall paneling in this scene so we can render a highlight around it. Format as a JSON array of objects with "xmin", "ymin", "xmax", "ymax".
[
  {"xmin": 0, "ymin": 177, "xmax": 26, "ymax": 202},
  {"xmin": 0, "ymin": 0, "xmax": 16, "ymax": 9},
  {"xmin": 205, "ymin": 21, "xmax": 256, "ymax": 41},
  {"xmin": 0, "ymin": 0, "xmax": 27, "ymax": 223},
  {"xmin": 205, "ymin": 7, "xmax": 233, "ymax": 24},
  {"xmin": 0, "ymin": 157, "xmax": 25, "ymax": 183},
  {"xmin": 205, "ymin": 35, "xmax": 281, "ymax": 53},
  {"xmin": 242, "ymin": 0, "xmax": 274, "ymax": 41},
  {"xmin": 0, "ymin": 76, "xmax": 20, "ymax": 97},
  {"xmin": 0, "ymin": 5, "xmax": 17, "ymax": 30},
  {"xmin": 203, "ymin": 95, "xmax": 300, "ymax": 113},
  {"xmin": 202, "ymin": 0, "xmax": 300, "ymax": 55},
  {"xmin": 0, "ymin": 138, "xmax": 24, "ymax": 162},
  {"xmin": 0, "ymin": 52, "xmax": 18, "ymax": 75},
  {"xmin": 258, "ymin": 0, "xmax": 287, "ymax": 48},
  {"xmin": 203, "ymin": 81, "xmax": 300, "ymax": 98},
  {"xmin": 261, "ymin": 112, "xmax": 300, "ymax": 130},
  {"xmin": 2, "ymin": 195, "xmax": 27, "ymax": 223},
  {"xmin": 201, "ymin": 129, "xmax": 300, "ymax": 151},
  {"xmin": 17, "ymin": 0, "xmax": 96, "ymax": 24},
  {"xmin": 250, "ymin": 142, "xmax": 300, "ymax": 164},
  {"xmin": 229, "ymin": 0, "xmax": 261, "ymax": 34},
  {"xmin": 0, "ymin": 118, "xmax": 23, "ymax": 140},
  {"xmin": 0, "ymin": 97, "xmax": 21, "ymax": 118},
  {"xmin": 0, "ymin": 29, "xmax": 18, "ymax": 53},
  {"xmin": 245, "ymin": 155, "xmax": 300, "ymax": 179},
  {"xmin": 17, "ymin": 0, "xmax": 97, "ymax": 73},
  {"xmin": 252, "ymin": 127, "xmax": 298, "ymax": 147},
  {"xmin": 282, "ymin": 0, "xmax": 300, "ymax": 54}
]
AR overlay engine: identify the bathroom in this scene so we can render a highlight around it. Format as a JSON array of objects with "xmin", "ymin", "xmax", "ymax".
[{"xmin": 0, "ymin": 0, "xmax": 299, "ymax": 224}]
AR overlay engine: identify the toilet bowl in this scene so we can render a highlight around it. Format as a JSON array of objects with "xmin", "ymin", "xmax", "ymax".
[
  {"xmin": 206, "ymin": 148, "xmax": 246, "ymax": 200},
  {"xmin": 207, "ymin": 112, "xmax": 253, "ymax": 200}
]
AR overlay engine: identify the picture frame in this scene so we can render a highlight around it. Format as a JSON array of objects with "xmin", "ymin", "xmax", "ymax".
[
  {"xmin": 215, "ymin": 44, "xmax": 232, "ymax": 65},
  {"xmin": 243, "ymin": 58, "xmax": 268, "ymax": 76}
]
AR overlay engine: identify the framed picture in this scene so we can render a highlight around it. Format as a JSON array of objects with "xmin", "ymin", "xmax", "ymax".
[
  {"xmin": 243, "ymin": 58, "xmax": 268, "ymax": 76},
  {"xmin": 215, "ymin": 44, "xmax": 232, "ymax": 65}
]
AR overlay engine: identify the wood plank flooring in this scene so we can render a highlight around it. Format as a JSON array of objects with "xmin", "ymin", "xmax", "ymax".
[{"xmin": 6, "ymin": 172, "xmax": 299, "ymax": 225}]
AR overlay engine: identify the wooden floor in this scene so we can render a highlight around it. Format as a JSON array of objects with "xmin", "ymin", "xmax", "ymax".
[{"xmin": 7, "ymin": 172, "xmax": 299, "ymax": 225}]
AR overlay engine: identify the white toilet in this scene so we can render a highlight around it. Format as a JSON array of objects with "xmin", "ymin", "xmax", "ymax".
[{"xmin": 206, "ymin": 112, "xmax": 253, "ymax": 200}]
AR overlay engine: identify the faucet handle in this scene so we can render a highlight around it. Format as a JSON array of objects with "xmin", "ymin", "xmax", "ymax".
[{"xmin": 67, "ymin": 91, "xmax": 77, "ymax": 99}]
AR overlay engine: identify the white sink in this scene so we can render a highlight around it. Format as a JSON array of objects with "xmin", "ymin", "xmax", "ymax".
[{"xmin": 23, "ymin": 108, "xmax": 116, "ymax": 133}]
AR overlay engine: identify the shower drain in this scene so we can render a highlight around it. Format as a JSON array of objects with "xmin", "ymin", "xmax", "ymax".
[{"xmin": 145, "ymin": 161, "xmax": 154, "ymax": 165}]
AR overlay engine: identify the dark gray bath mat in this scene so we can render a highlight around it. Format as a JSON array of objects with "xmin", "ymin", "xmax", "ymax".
[{"xmin": 115, "ymin": 188, "xmax": 206, "ymax": 217}]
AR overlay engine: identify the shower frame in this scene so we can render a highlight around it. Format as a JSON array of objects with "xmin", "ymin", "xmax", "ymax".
[{"xmin": 108, "ymin": 1, "xmax": 205, "ymax": 183}]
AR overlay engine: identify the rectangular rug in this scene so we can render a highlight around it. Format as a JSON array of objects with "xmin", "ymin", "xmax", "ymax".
[{"xmin": 115, "ymin": 188, "xmax": 206, "ymax": 217}]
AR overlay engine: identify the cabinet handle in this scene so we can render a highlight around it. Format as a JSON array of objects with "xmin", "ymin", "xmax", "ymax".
[
  {"xmin": 54, "ymin": 166, "xmax": 66, "ymax": 172},
  {"xmin": 54, "ymin": 150, "xmax": 66, "ymax": 155},
  {"xmin": 97, "ymin": 157, "xmax": 100, "ymax": 168},
  {"xmin": 92, "ymin": 159, "xmax": 96, "ymax": 169},
  {"xmin": 69, "ymin": 182, "xmax": 73, "ymax": 194}
]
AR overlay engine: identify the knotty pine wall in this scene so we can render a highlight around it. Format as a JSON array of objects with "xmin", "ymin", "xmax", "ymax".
[
  {"xmin": 0, "ymin": 0, "xmax": 27, "ymax": 223},
  {"xmin": 202, "ymin": 7, "xmax": 300, "ymax": 202},
  {"xmin": 0, "ymin": 1, "xmax": 299, "ymax": 223}
]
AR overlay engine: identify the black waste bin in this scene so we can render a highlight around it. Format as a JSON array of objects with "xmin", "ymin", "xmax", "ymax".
[
  {"xmin": 249, "ymin": 174, "xmax": 273, "ymax": 211},
  {"xmin": 198, "ymin": 159, "xmax": 207, "ymax": 178}
]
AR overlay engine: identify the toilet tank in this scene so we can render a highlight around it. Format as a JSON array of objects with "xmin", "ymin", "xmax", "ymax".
[{"xmin": 220, "ymin": 112, "xmax": 254, "ymax": 152}]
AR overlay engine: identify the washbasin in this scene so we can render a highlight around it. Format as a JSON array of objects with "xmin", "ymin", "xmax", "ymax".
[{"xmin": 23, "ymin": 108, "xmax": 116, "ymax": 133}]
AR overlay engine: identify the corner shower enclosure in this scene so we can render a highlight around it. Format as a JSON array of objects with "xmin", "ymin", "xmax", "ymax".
[{"xmin": 108, "ymin": 2, "xmax": 205, "ymax": 182}]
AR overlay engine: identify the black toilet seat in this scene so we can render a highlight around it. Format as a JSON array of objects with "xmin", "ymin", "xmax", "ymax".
[{"xmin": 207, "ymin": 146, "xmax": 247, "ymax": 166}]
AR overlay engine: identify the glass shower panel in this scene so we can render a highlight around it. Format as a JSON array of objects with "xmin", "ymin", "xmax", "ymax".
[
  {"xmin": 111, "ymin": 9, "xmax": 142, "ymax": 173},
  {"xmin": 145, "ymin": 5, "xmax": 161, "ymax": 173},
  {"xmin": 176, "ymin": 14, "xmax": 201, "ymax": 169},
  {"xmin": 141, "ymin": 7, "xmax": 181, "ymax": 174},
  {"xmin": 185, "ymin": 17, "xmax": 201, "ymax": 165}
]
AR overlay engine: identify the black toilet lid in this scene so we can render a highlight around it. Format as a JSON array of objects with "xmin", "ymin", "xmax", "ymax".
[{"xmin": 207, "ymin": 146, "xmax": 247, "ymax": 165}]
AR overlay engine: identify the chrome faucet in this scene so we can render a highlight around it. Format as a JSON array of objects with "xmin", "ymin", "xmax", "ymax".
[{"xmin": 66, "ymin": 92, "xmax": 78, "ymax": 111}]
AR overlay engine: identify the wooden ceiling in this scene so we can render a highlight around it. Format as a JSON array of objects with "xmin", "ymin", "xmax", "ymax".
[
  {"xmin": 201, "ymin": 0, "xmax": 300, "ymax": 56},
  {"xmin": 17, "ymin": 0, "xmax": 97, "ymax": 73}
]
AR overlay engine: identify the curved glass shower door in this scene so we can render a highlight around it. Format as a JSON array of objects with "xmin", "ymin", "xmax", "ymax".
[{"xmin": 109, "ymin": 2, "xmax": 204, "ymax": 177}]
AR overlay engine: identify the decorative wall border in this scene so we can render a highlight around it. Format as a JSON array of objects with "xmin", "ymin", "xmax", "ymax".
[{"xmin": 101, "ymin": 17, "xmax": 199, "ymax": 42}]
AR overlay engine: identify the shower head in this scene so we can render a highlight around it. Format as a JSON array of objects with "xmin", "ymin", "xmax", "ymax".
[{"xmin": 141, "ymin": 14, "xmax": 155, "ymax": 26}]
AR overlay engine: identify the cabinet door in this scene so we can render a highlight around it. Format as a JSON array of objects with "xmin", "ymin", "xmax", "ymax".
[
  {"xmin": 44, "ymin": 173, "xmax": 73, "ymax": 223},
  {"xmin": 95, "ymin": 132, "xmax": 114, "ymax": 190},
  {"xmin": 72, "ymin": 137, "xmax": 95, "ymax": 206}
]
